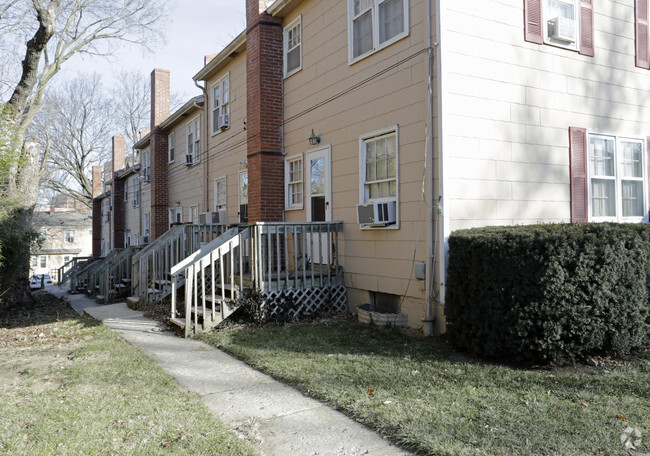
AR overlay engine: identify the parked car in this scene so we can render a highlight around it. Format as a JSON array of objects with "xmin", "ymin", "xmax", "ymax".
[{"xmin": 30, "ymin": 274, "xmax": 53, "ymax": 289}]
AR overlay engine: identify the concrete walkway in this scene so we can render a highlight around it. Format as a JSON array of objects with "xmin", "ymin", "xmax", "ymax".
[{"xmin": 51, "ymin": 286, "xmax": 411, "ymax": 456}]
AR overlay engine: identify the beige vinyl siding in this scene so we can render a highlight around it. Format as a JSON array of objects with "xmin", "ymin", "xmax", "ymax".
[
  {"xmin": 281, "ymin": 0, "xmax": 432, "ymax": 327},
  {"xmin": 442, "ymin": 0, "xmax": 650, "ymax": 231},
  {"xmin": 167, "ymin": 107, "xmax": 204, "ymax": 218},
  {"xmin": 205, "ymin": 51, "xmax": 248, "ymax": 224}
]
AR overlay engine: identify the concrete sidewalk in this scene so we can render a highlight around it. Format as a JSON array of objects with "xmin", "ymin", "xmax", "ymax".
[{"xmin": 53, "ymin": 287, "xmax": 411, "ymax": 456}]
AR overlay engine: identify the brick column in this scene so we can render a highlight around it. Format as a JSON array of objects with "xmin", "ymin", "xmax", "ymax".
[
  {"xmin": 149, "ymin": 69, "xmax": 170, "ymax": 240},
  {"xmin": 246, "ymin": 0, "xmax": 284, "ymax": 222},
  {"xmin": 112, "ymin": 136, "xmax": 125, "ymax": 249},
  {"xmin": 91, "ymin": 165, "xmax": 102, "ymax": 258}
]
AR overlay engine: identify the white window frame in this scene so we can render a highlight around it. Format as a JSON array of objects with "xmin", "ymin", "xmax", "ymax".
[
  {"xmin": 186, "ymin": 116, "xmax": 201, "ymax": 164},
  {"xmin": 211, "ymin": 74, "xmax": 230, "ymax": 135},
  {"xmin": 123, "ymin": 181, "xmax": 128, "ymax": 202},
  {"xmin": 132, "ymin": 179, "xmax": 140, "ymax": 208},
  {"xmin": 284, "ymin": 16, "xmax": 302, "ymax": 77},
  {"xmin": 168, "ymin": 132, "xmax": 175, "ymax": 163},
  {"xmin": 358, "ymin": 125, "xmax": 400, "ymax": 229},
  {"xmin": 31, "ymin": 256, "xmax": 38, "ymax": 267},
  {"xmin": 169, "ymin": 207, "xmax": 183, "ymax": 227},
  {"xmin": 214, "ymin": 176, "xmax": 227, "ymax": 212},
  {"xmin": 543, "ymin": 0, "xmax": 579, "ymax": 51},
  {"xmin": 587, "ymin": 132, "xmax": 647, "ymax": 223},
  {"xmin": 141, "ymin": 148, "xmax": 151, "ymax": 182},
  {"xmin": 347, "ymin": 0, "xmax": 410, "ymax": 64},
  {"xmin": 40, "ymin": 255, "xmax": 47, "ymax": 268},
  {"xmin": 64, "ymin": 230, "xmax": 74, "ymax": 243},
  {"xmin": 189, "ymin": 204, "xmax": 199, "ymax": 224},
  {"xmin": 238, "ymin": 171, "xmax": 248, "ymax": 223},
  {"xmin": 143, "ymin": 212, "xmax": 150, "ymax": 238},
  {"xmin": 285, "ymin": 154, "xmax": 304, "ymax": 210}
]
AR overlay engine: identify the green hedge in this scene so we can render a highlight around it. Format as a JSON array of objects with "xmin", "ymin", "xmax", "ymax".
[{"xmin": 446, "ymin": 223, "xmax": 650, "ymax": 365}]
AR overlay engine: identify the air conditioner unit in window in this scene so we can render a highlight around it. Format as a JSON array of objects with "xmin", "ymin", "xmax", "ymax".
[
  {"xmin": 185, "ymin": 154, "xmax": 193, "ymax": 165},
  {"xmin": 548, "ymin": 16, "xmax": 576, "ymax": 43},
  {"xmin": 140, "ymin": 235, "xmax": 149, "ymax": 245},
  {"xmin": 199, "ymin": 210, "xmax": 227, "ymax": 225},
  {"xmin": 217, "ymin": 114, "xmax": 230, "ymax": 131},
  {"xmin": 218, "ymin": 114, "xmax": 230, "ymax": 131},
  {"xmin": 357, "ymin": 201, "xmax": 397, "ymax": 227}
]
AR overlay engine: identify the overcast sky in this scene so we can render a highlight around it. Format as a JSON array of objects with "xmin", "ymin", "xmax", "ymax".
[{"xmin": 63, "ymin": 0, "xmax": 247, "ymax": 100}]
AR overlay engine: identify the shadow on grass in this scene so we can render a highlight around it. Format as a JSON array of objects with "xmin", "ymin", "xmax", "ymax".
[{"xmin": 0, "ymin": 291, "xmax": 100, "ymax": 330}]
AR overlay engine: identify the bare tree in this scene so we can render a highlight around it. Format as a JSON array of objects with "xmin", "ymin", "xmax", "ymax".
[
  {"xmin": 0, "ymin": 0, "xmax": 169, "ymax": 304},
  {"xmin": 30, "ymin": 73, "xmax": 112, "ymax": 208}
]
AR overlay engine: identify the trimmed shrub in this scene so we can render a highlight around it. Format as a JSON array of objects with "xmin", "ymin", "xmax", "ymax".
[{"xmin": 446, "ymin": 223, "xmax": 650, "ymax": 365}]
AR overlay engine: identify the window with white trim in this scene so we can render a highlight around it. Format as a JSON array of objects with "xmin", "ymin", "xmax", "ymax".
[
  {"xmin": 64, "ymin": 230, "xmax": 74, "ymax": 243},
  {"xmin": 214, "ymin": 177, "xmax": 227, "ymax": 212},
  {"xmin": 189, "ymin": 205, "xmax": 199, "ymax": 224},
  {"xmin": 285, "ymin": 155, "xmax": 303, "ymax": 209},
  {"xmin": 588, "ymin": 134, "xmax": 646, "ymax": 222},
  {"xmin": 348, "ymin": 0, "xmax": 409, "ymax": 62},
  {"xmin": 360, "ymin": 127, "xmax": 398, "ymax": 203},
  {"xmin": 211, "ymin": 75, "xmax": 230, "ymax": 134},
  {"xmin": 284, "ymin": 16, "xmax": 302, "ymax": 77},
  {"xmin": 40, "ymin": 255, "xmax": 47, "ymax": 268},
  {"xmin": 132, "ymin": 179, "xmax": 140, "ymax": 208},
  {"xmin": 31, "ymin": 256, "xmax": 37, "ymax": 267},
  {"xmin": 169, "ymin": 207, "xmax": 183, "ymax": 227},
  {"xmin": 544, "ymin": 0, "xmax": 579, "ymax": 50},
  {"xmin": 186, "ymin": 116, "xmax": 200, "ymax": 164},
  {"xmin": 141, "ymin": 148, "xmax": 150, "ymax": 181},
  {"xmin": 64, "ymin": 255, "xmax": 71, "ymax": 264},
  {"xmin": 123, "ymin": 181, "xmax": 128, "ymax": 202},
  {"xmin": 168, "ymin": 132, "xmax": 175, "ymax": 163},
  {"xmin": 238, "ymin": 171, "xmax": 248, "ymax": 223}
]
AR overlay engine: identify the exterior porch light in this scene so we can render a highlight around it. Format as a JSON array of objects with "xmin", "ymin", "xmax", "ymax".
[{"xmin": 308, "ymin": 129, "xmax": 320, "ymax": 146}]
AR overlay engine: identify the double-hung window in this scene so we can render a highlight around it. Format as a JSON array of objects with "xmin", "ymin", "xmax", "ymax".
[
  {"xmin": 588, "ymin": 134, "xmax": 646, "ymax": 221},
  {"xmin": 570, "ymin": 127, "xmax": 648, "ymax": 223},
  {"xmin": 123, "ymin": 181, "xmax": 128, "ymax": 202},
  {"xmin": 284, "ymin": 16, "xmax": 302, "ymax": 77},
  {"xmin": 141, "ymin": 149, "xmax": 150, "ymax": 181},
  {"xmin": 189, "ymin": 205, "xmax": 199, "ymax": 224},
  {"xmin": 211, "ymin": 75, "xmax": 230, "ymax": 134},
  {"xmin": 238, "ymin": 171, "xmax": 248, "ymax": 223},
  {"xmin": 360, "ymin": 127, "xmax": 398, "ymax": 203},
  {"xmin": 524, "ymin": 0, "xmax": 593, "ymax": 56},
  {"xmin": 214, "ymin": 177, "xmax": 227, "ymax": 212},
  {"xmin": 169, "ymin": 207, "xmax": 183, "ymax": 227},
  {"xmin": 285, "ymin": 155, "xmax": 303, "ymax": 209},
  {"xmin": 65, "ymin": 230, "xmax": 74, "ymax": 243},
  {"xmin": 186, "ymin": 116, "xmax": 200, "ymax": 164},
  {"xmin": 132, "ymin": 179, "xmax": 140, "ymax": 208},
  {"xmin": 348, "ymin": 0, "xmax": 409, "ymax": 62},
  {"xmin": 168, "ymin": 132, "xmax": 175, "ymax": 163},
  {"xmin": 636, "ymin": 0, "xmax": 650, "ymax": 69}
]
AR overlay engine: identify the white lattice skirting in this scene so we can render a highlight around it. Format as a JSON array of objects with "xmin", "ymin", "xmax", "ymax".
[{"xmin": 263, "ymin": 286, "xmax": 348, "ymax": 319}]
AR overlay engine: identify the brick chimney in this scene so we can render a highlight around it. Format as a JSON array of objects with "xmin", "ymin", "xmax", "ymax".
[
  {"xmin": 246, "ymin": 0, "xmax": 284, "ymax": 222},
  {"xmin": 49, "ymin": 205, "xmax": 55, "ymax": 215},
  {"xmin": 150, "ymin": 69, "xmax": 170, "ymax": 240},
  {"xmin": 112, "ymin": 135, "xmax": 126, "ymax": 249},
  {"xmin": 91, "ymin": 165, "xmax": 102, "ymax": 258}
]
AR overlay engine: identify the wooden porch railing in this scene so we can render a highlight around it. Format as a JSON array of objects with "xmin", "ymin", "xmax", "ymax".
[
  {"xmin": 131, "ymin": 224, "xmax": 231, "ymax": 306},
  {"xmin": 95, "ymin": 246, "xmax": 141, "ymax": 304},
  {"xmin": 57, "ymin": 256, "xmax": 93, "ymax": 285}
]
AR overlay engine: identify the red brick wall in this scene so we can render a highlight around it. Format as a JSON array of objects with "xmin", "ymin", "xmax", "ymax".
[
  {"xmin": 246, "ymin": 0, "xmax": 284, "ymax": 222},
  {"xmin": 150, "ymin": 69, "xmax": 170, "ymax": 240},
  {"xmin": 111, "ymin": 136, "xmax": 125, "ymax": 248},
  {"xmin": 91, "ymin": 165, "xmax": 102, "ymax": 257}
]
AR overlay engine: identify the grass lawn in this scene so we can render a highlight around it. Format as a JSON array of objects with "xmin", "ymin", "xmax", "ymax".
[
  {"xmin": 198, "ymin": 319, "xmax": 650, "ymax": 456},
  {"xmin": 0, "ymin": 294, "xmax": 256, "ymax": 456}
]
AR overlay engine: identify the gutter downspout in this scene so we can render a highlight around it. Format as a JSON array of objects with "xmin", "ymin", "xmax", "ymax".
[
  {"xmin": 423, "ymin": 0, "xmax": 436, "ymax": 336},
  {"xmin": 435, "ymin": 0, "xmax": 446, "ymax": 335},
  {"xmin": 194, "ymin": 80, "xmax": 209, "ymax": 212}
]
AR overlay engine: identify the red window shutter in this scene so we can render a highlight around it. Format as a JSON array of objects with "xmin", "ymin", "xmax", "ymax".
[
  {"xmin": 569, "ymin": 127, "xmax": 588, "ymax": 223},
  {"xmin": 579, "ymin": 0, "xmax": 594, "ymax": 56},
  {"xmin": 524, "ymin": 0, "xmax": 543, "ymax": 44},
  {"xmin": 636, "ymin": 0, "xmax": 650, "ymax": 69}
]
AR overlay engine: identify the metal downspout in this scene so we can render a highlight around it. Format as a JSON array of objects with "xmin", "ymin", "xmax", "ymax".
[{"xmin": 194, "ymin": 80, "xmax": 209, "ymax": 212}]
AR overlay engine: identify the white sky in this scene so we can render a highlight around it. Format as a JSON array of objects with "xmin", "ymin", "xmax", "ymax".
[{"xmin": 63, "ymin": 0, "xmax": 247, "ymax": 100}]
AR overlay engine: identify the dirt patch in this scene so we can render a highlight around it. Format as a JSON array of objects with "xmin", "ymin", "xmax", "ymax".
[{"xmin": 0, "ymin": 293, "xmax": 89, "ymax": 392}]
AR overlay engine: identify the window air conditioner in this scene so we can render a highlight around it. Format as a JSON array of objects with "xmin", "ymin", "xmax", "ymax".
[
  {"xmin": 218, "ymin": 114, "xmax": 230, "ymax": 131},
  {"xmin": 199, "ymin": 210, "xmax": 227, "ymax": 225},
  {"xmin": 548, "ymin": 16, "xmax": 575, "ymax": 43},
  {"xmin": 185, "ymin": 154, "xmax": 193, "ymax": 165},
  {"xmin": 140, "ymin": 235, "xmax": 149, "ymax": 245},
  {"xmin": 356, "ymin": 201, "xmax": 397, "ymax": 227}
]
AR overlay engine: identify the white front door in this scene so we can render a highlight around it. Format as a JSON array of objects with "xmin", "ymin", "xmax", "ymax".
[{"xmin": 305, "ymin": 146, "xmax": 331, "ymax": 263}]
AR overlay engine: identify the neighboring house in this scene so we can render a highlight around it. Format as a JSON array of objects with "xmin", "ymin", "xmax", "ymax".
[
  {"xmin": 30, "ymin": 209, "xmax": 92, "ymax": 280},
  {"xmin": 91, "ymin": 0, "xmax": 650, "ymax": 334}
]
